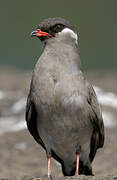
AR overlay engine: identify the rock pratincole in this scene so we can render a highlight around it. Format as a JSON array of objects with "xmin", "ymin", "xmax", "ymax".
[{"xmin": 26, "ymin": 17, "xmax": 104, "ymax": 177}]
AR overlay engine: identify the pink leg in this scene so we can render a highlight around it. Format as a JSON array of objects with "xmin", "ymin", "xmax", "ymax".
[
  {"xmin": 47, "ymin": 155, "xmax": 51, "ymax": 178},
  {"xmin": 75, "ymin": 153, "xmax": 80, "ymax": 176}
]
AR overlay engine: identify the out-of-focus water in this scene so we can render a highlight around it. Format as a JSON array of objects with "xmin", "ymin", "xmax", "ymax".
[{"xmin": 0, "ymin": 1, "xmax": 117, "ymax": 71}]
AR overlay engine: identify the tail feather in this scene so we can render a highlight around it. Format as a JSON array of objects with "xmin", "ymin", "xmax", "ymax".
[
  {"xmin": 62, "ymin": 160, "xmax": 93, "ymax": 176},
  {"xmin": 62, "ymin": 163, "xmax": 76, "ymax": 176}
]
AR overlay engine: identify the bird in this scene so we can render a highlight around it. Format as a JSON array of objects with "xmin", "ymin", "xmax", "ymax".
[{"xmin": 26, "ymin": 17, "xmax": 104, "ymax": 177}]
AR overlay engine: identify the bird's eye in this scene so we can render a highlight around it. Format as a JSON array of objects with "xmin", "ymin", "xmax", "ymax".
[
  {"xmin": 56, "ymin": 24, "xmax": 61, "ymax": 29},
  {"xmin": 51, "ymin": 24, "xmax": 64, "ymax": 34},
  {"xmin": 55, "ymin": 24, "xmax": 62, "ymax": 32}
]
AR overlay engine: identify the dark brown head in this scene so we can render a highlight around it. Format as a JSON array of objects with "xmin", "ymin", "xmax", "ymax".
[{"xmin": 30, "ymin": 17, "xmax": 78, "ymax": 44}]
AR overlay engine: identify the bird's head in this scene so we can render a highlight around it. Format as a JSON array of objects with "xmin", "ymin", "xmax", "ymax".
[{"xmin": 31, "ymin": 17, "xmax": 78, "ymax": 45}]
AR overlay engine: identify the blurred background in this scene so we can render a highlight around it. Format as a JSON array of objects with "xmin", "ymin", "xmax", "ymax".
[
  {"xmin": 0, "ymin": 0, "xmax": 117, "ymax": 71},
  {"xmin": 0, "ymin": 0, "xmax": 117, "ymax": 178}
]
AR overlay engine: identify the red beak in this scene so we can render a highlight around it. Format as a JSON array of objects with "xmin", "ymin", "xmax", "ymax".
[{"xmin": 31, "ymin": 29, "xmax": 52, "ymax": 37}]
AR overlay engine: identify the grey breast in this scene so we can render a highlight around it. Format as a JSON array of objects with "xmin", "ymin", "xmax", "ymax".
[{"xmin": 31, "ymin": 43, "xmax": 93, "ymax": 164}]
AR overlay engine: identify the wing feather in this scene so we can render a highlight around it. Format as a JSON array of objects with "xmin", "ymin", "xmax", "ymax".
[
  {"xmin": 25, "ymin": 91, "xmax": 45, "ymax": 149},
  {"xmin": 87, "ymin": 84, "xmax": 104, "ymax": 162}
]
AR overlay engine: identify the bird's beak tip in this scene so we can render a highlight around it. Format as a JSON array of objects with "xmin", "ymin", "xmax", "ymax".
[{"xmin": 30, "ymin": 30, "xmax": 38, "ymax": 37}]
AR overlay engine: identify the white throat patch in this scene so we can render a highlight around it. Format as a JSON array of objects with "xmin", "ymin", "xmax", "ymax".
[{"xmin": 60, "ymin": 28, "xmax": 78, "ymax": 44}]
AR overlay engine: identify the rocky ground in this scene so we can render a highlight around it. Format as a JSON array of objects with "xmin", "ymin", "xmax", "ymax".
[{"xmin": 0, "ymin": 68, "xmax": 117, "ymax": 180}]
